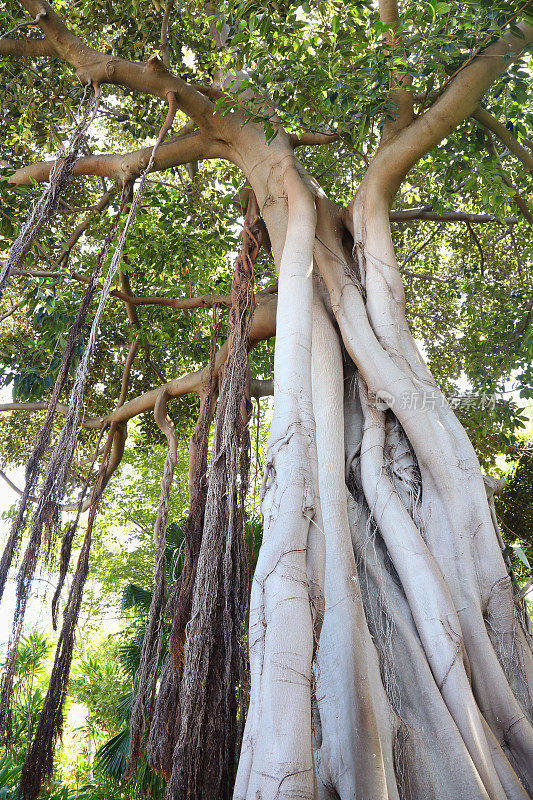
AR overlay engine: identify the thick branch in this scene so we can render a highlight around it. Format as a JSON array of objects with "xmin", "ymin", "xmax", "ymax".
[
  {"xmin": 366, "ymin": 21, "xmax": 533, "ymax": 198},
  {"xmin": 473, "ymin": 107, "xmax": 533, "ymax": 174},
  {"xmin": 9, "ymin": 132, "xmax": 209, "ymax": 184},
  {"xmin": 0, "ymin": 37, "xmax": 56, "ymax": 57}
]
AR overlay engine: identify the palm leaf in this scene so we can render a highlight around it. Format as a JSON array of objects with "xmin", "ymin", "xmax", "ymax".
[
  {"xmin": 95, "ymin": 728, "xmax": 130, "ymax": 779},
  {"xmin": 121, "ymin": 584, "xmax": 152, "ymax": 612}
]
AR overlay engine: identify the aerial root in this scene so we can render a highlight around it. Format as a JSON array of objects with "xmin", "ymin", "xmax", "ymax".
[
  {"xmin": 0, "ymin": 84, "xmax": 99, "ymax": 301},
  {"xmin": 18, "ymin": 424, "xmax": 116, "ymax": 800},
  {"xmin": 127, "ymin": 389, "xmax": 178, "ymax": 776},
  {"xmin": 166, "ymin": 193, "xmax": 259, "ymax": 800},
  {"xmin": 147, "ymin": 308, "xmax": 221, "ymax": 780}
]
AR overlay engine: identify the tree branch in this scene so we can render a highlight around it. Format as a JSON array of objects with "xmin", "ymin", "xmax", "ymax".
[
  {"xmin": 390, "ymin": 209, "xmax": 518, "ymax": 224},
  {"xmin": 378, "ymin": 0, "xmax": 414, "ymax": 141},
  {"xmin": 56, "ymin": 191, "xmax": 113, "ymax": 268},
  {"xmin": 15, "ymin": 0, "xmax": 215, "ymax": 123},
  {"xmin": 0, "ymin": 292, "xmax": 277, "ymax": 428},
  {"xmin": 472, "ymin": 106, "xmax": 533, "ymax": 174},
  {"xmin": 160, "ymin": 1, "xmax": 174, "ymax": 68},
  {"xmin": 8, "ymin": 132, "xmax": 209, "ymax": 184},
  {"xmin": 0, "ymin": 299, "xmax": 26, "ymax": 322},
  {"xmin": 0, "ymin": 37, "xmax": 56, "ymax": 57},
  {"xmin": 365, "ymin": 21, "xmax": 533, "ymax": 198},
  {"xmin": 290, "ymin": 131, "xmax": 341, "ymax": 148},
  {"xmin": 116, "ymin": 336, "xmax": 141, "ymax": 408},
  {"xmin": 11, "ymin": 265, "xmax": 269, "ymax": 314},
  {"xmin": 0, "ymin": 470, "xmax": 36, "ymax": 500},
  {"xmin": 118, "ymin": 267, "xmax": 166, "ymax": 383},
  {"xmin": 0, "ymin": 401, "xmax": 102, "ymax": 428},
  {"xmin": 484, "ymin": 132, "xmax": 533, "ymax": 225}
]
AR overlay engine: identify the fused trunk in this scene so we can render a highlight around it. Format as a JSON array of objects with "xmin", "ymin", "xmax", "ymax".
[{"xmin": 227, "ymin": 124, "xmax": 533, "ymax": 799}]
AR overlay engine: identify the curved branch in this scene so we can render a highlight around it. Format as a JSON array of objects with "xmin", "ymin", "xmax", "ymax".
[
  {"xmin": 74, "ymin": 421, "xmax": 127, "ymax": 513},
  {"xmin": 16, "ymin": 0, "xmax": 214, "ymax": 122},
  {"xmin": 9, "ymin": 132, "xmax": 209, "ymax": 184},
  {"xmin": 101, "ymin": 291, "xmax": 276, "ymax": 426},
  {"xmin": 472, "ymin": 106, "xmax": 533, "ymax": 174},
  {"xmin": 366, "ymin": 21, "xmax": 533, "ymax": 198},
  {"xmin": 0, "ymin": 292, "xmax": 277, "ymax": 428},
  {"xmin": 117, "ymin": 336, "xmax": 141, "ymax": 408},
  {"xmin": 0, "ymin": 299, "xmax": 25, "ymax": 322},
  {"xmin": 117, "ymin": 268, "xmax": 165, "ymax": 383}
]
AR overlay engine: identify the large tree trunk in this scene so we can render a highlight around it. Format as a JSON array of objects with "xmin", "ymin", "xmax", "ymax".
[{"xmin": 229, "ymin": 129, "xmax": 533, "ymax": 800}]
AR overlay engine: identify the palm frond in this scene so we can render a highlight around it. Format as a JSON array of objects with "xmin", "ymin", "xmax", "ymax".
[
  {"xmin": 121, "ymin": 584, "xmax": 152, "ymax": 612},
  {"xmin": 95, "ymin": 728, "xmax": 130, "ymax": 780}
]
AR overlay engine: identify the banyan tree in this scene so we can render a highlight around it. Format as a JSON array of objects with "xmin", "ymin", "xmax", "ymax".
[{"xmin": 0, "ymin": 0, "xmax": 532, "ymax": 798}]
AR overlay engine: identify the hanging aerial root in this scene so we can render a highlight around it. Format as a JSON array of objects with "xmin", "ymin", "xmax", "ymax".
[
  {"xmin": 0, "ymin": 92, "xmax": 176, "ymax": 747},
  {"xmin": 0, "ymin": 197, "xmax": 127, "ymax": 742},
  {"xmin": 166, "ymin": 194, "xmax": 260, "ymax": 800},
  {"xmin": 19, "ymin": 423, "xmax": 120, "ymax": 800},
  {"xmin": 24, "ymin": 90, "xmax": 177, "ymax": 539},
  {"xmin": 51, "ymin": 426, "xmax": 107, "ymax": 629},
  {"xmin": 0, "ymin": 84, "xmax": 100, "ymax": 301},
  {"xmin": 147, "ymin": 307, "xmax": 220, "ymax": 779},
  {"xmin": 0, "ymin": 102, "xmax": 114, "ymax": 613},
  {"xmin": 0, "ymin": 189, "xmax": 125, "ymax": 599},
  {"xmin": 127, "ymin": 390, "xmax": 178, "ymax": 776},
  {"xmin": 0, "ymin": 93, "xmax": 177, "ymax": 733}
]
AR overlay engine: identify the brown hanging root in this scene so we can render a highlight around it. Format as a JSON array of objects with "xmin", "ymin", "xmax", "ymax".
[
  {"xmin": 167, "ymin": 194, "xmax": 261, "ymax": 800},
  {"xmin": 0, "ymin": 189, "xmax": 126, "ymax": 603},
  {"xmin": 18, "ymin": 423, "xmax": 122, "ymax": 800},
  {"xmin": 51, "ymin": 426, "xmax": 107, "ymax": 630},
  {"xmin": 0, "ymin": 84, "xmax": 100, "ymax": 301},
  {"xmin": 127, "ymin": 389, "xmax": 178, "ymax": 776},
  {"xmin": 0, "ymin": 93, "xmax": 177, "ymax": 740},
  {"xmin": 0, "ymin": 200, "xmax": 125, "ymax": 742},
  {"xmin": 17, "ymin": 91, "xmax": 177, "ymax": 554},
  {"xmin": 0, "ymin": 95, "xmax": 114, "ymax": 610},
  {"xmin": 147, "ymin": 308, "xmax": 221, "ymax": 779}
]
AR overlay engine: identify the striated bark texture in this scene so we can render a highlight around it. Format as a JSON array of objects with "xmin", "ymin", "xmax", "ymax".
[{"xmin": 229, "ymin": 111, "xmax": 533, "ymax": 798}]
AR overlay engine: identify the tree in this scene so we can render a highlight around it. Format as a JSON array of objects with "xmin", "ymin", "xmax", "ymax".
[{"xmin": 0, "ymin": 0, "xmax": 532, "ymax": 798}]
